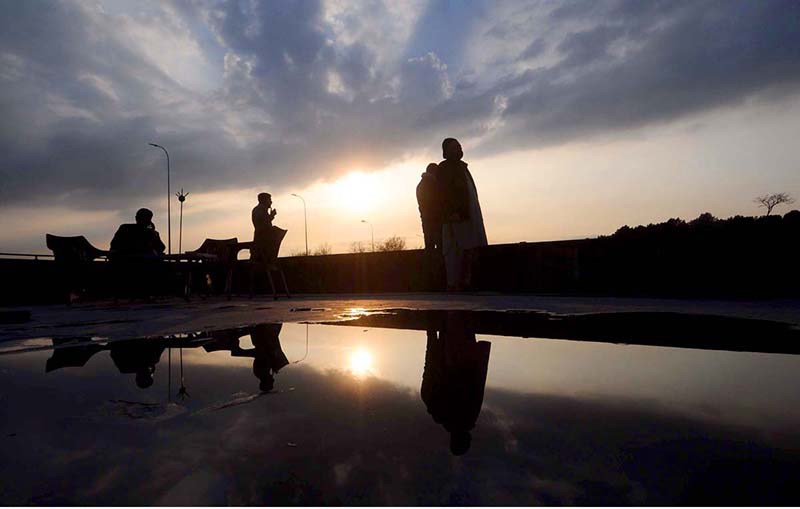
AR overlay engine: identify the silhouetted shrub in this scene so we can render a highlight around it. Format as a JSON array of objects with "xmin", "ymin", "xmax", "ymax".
[
  {"xmin": 376, "ymin": 236, "xmax": 406, "ymax": 252},
  {"xmin": 590, "ymin": 211, "xmax": 800, "ymax": 296},
  {"xmin": 312, "ymin": 243, "xmax": 332, "ymax": 256},
  {"xmin": 349, "ymin": 241, "xmax": 370, "ymax": 253}
]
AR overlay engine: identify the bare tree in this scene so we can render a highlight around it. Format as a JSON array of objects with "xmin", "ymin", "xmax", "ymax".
[
  {"xmin": 754, "ymin": 193, "xmax": 795, "ymax": 216},
  {"xmin": 349, "ymin": 241, "xmax": 369, "ymax": 253},
  {"xmin": 312, "ymin": 243, "xmax": 332, "ymax": 256},
  {"xmin": 376, "ymin": 236, "xmax": 406, "ymax": 252}
]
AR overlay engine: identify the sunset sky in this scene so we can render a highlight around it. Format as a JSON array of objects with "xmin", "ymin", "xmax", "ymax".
[{"xmin": 2, "ymin": 0, "xmax": 800, "ymax": 255}]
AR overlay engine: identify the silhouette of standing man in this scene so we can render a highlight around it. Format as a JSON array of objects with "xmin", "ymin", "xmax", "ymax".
[
  {"xmin": 437, "ymin": 138, "xmax": 487, "ymax": 290},
  {"xmin": 252, "ymin": 192, "xmax": 277, "ymax": 262},
  {"xmin": 417, "ymin": 163, "xmax": 443, "ymax": 252}
]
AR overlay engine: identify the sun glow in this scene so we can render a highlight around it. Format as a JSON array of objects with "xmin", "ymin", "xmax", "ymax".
[
  {"xmin": 349, "ymin": 348, "xmax": 373, "ymax": 377},
  {"xmin": 332, "ymin": 171, "xmax": 384, "ymax": 214}
]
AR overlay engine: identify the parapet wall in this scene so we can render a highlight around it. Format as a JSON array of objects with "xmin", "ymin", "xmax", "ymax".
[{"xmin": 2, "ymin": 233, "xmax": 799, "ymax": 306}]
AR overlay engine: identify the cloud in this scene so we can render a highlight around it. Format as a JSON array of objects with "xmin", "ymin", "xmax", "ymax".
[
  {"xmin": 1, "ymin": 0, "xmax": 799, "ymax": 213},
  {"xmin": 477, "ymin": 0, "xmax": 800, "ymax": 152}
]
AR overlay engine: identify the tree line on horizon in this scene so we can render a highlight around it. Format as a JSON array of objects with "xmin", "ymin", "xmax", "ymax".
[
  {"xmin": 289, "ymin": 236, "xmax": 410, "ymax": 257},
  {"xmin": 286, "ymin": 192, "xmax": 797, "ymax": 257}
]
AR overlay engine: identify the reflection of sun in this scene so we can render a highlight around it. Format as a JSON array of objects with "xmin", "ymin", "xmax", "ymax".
[
  {"xmin": 349, "ymin": 348, "xmax": 373, "ymax": 377},
  {"xmin": 333, "ymin": 172, "xmax": 382, "ymax": 213}
]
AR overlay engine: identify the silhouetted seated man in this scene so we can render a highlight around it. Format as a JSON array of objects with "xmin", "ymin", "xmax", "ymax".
[
  {"xmin": 109, "ymin": 208, "xmax": 168, "ymax": 297},
  {"xmin": 421, "ymin": 312, "xmax": 491, "ymax": 456},
  {"xmin": 110, "ymin": 339, "xmax": 166, "ymax": 389},
  {"xmin": 109, "ymin": 208, "xmax": 166, "ymax": 259}
]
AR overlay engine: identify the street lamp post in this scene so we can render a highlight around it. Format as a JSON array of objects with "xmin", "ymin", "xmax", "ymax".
[
  {"xmin": 291, "ymin": 193, "xmax": 308, "ymax": 256},
  {"xmin": 361, "ymin": 219, "xmax": 374, "ymax": 252},
  {"xmin": 176, "ymin": 189, "xmax": 189, "ymax": 254},
  {"xmin": 148, "ymin": 143, "xmax": 171, "ymax": 255}
]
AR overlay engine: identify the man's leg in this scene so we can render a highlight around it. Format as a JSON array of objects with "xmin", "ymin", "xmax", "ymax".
[
  {"xmin": 430, "ymin": 223, "xmax": 445, "ymax": 290},
  {"xmin": 422, "ymin": 222, "xmax": 434, "ymax": 252}
]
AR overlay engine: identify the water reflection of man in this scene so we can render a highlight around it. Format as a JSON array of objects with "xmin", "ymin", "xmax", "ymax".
[
  {"xmin": 207, "ymin": 324, "xmax": 289, "ymax": 392},
  {"xmin": 109, "ymin": 339, "xmax": 166, "ymax": 389},
  {"xmin": 421, "ymin": 312, "xmax": 491, "ymax": 456}
]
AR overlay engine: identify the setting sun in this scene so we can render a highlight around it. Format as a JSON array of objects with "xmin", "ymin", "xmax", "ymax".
[{"xmin": 333, "ymin": 171, "xmax": 385, "ymax": 214}]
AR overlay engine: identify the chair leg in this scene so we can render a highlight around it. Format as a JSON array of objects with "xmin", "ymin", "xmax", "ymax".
[
  {"xmin": 184, "ymin": 270, "xmax": 192, "ymax": 301},
  {"xmin": 225, "ymin": 268, "xmax": 233, "ymax": 301},
  {"xmin": 279, "ymin": 269, "xmax": 291, "ymax": 298},
  {"xmin": 249, "ymin": 264, "xmax": 255, "ymax": 299},
  {"xmin": 266, "ymin": 270, "xmax": 277, "ymax": 300}
]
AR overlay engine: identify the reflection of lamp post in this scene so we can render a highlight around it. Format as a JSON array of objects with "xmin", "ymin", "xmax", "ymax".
[
  {"xmin": 167, "ymin": 348, "xmax": 172, "ymax": 402},
  {"xmin": 293, "ymin": 323, "xmax": 309, "ymax": 365},
  {"xmin": 148, "ymin": 143, "xmax": 171, "ymax": 255},
  {"xmin": 177, "ymin": 347, "xmax": 189, "ymax": 400},
  {"xmin": 175, "ymin": 189, "xmax": 189, "ymax": 254},
  {"xmin": 291, "ymin": 193, "xmax": 308, "ymax": 256},
  {"xmin": 361, "ymin": 219, "xmax": 374, "ymax": 252}
]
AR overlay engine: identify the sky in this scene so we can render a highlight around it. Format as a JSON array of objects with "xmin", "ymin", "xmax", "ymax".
[{"xmin": 2, "ymin": 0, "xmax": 800, "ymax": 255}]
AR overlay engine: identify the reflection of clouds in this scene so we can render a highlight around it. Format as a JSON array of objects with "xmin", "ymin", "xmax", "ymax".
[
  {"xmin": 482, "ymin": 404, "xmax": 518, "ymax": 453},
  {"xmin": 333, "ymin": 457, "xmax": 358, "ymax": 486}
]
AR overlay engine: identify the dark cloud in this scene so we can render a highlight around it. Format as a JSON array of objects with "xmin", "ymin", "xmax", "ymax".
[
  {"xmin": 477, "ymin": 0, "xmax": 800, "ymax": 152},
  {"xmin": 520, "ymin": 38, "xmax": 547, "ymax": 60},
  {"xmin": 1, "ymin": 0, "xmax": 799, "ymax": 211}
]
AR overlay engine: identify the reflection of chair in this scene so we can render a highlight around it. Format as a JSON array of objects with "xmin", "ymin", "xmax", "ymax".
[
  {"xmin": 46, "ymin": 234, "xmax": 109, "ymax": 303},
  {"xmin": 189, "ymin": 238, "xmax": 239, "ymax": 300},
  {"xmin": 247, "ymin": 227, "xmax": 290, "ymax": 300}
]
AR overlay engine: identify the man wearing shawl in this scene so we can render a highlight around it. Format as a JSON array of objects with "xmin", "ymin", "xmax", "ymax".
[{"xmin": 436, "ymin": 138, "xmax": 488, "ymax": 290}]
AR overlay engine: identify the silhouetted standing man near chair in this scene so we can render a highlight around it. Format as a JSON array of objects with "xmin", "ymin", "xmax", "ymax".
[{"xmin": 252, "ymin": 192, "xmax": 277, "ymax": 262}]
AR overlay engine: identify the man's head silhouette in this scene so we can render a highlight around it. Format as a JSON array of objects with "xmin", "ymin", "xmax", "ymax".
[
  {"xmin": 442, "ymin": 138, "xmax": 463, "ymax": 161},
  {"xmin": 450, "ymin": 430, "xmax": 472, "ymax": 456},
  {"xmin": 135, "ymin": 208, "xmax": 154, "ymax": 226},
  {"xmin": 257, "ymin": 193, "xmax": 272, "ymax": 206}
]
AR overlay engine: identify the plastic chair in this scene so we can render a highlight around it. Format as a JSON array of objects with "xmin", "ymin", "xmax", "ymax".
[
  {"xmin": 190, "ymin": 238, "xmax": 239, "ymax": 300},
  {"xmin": 45, "ymin": 234, "xmax": 109, "ymax": 303},
  {"xmin": 247, "ymin": 227, "xmax": 290, "ymax": 300}
]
